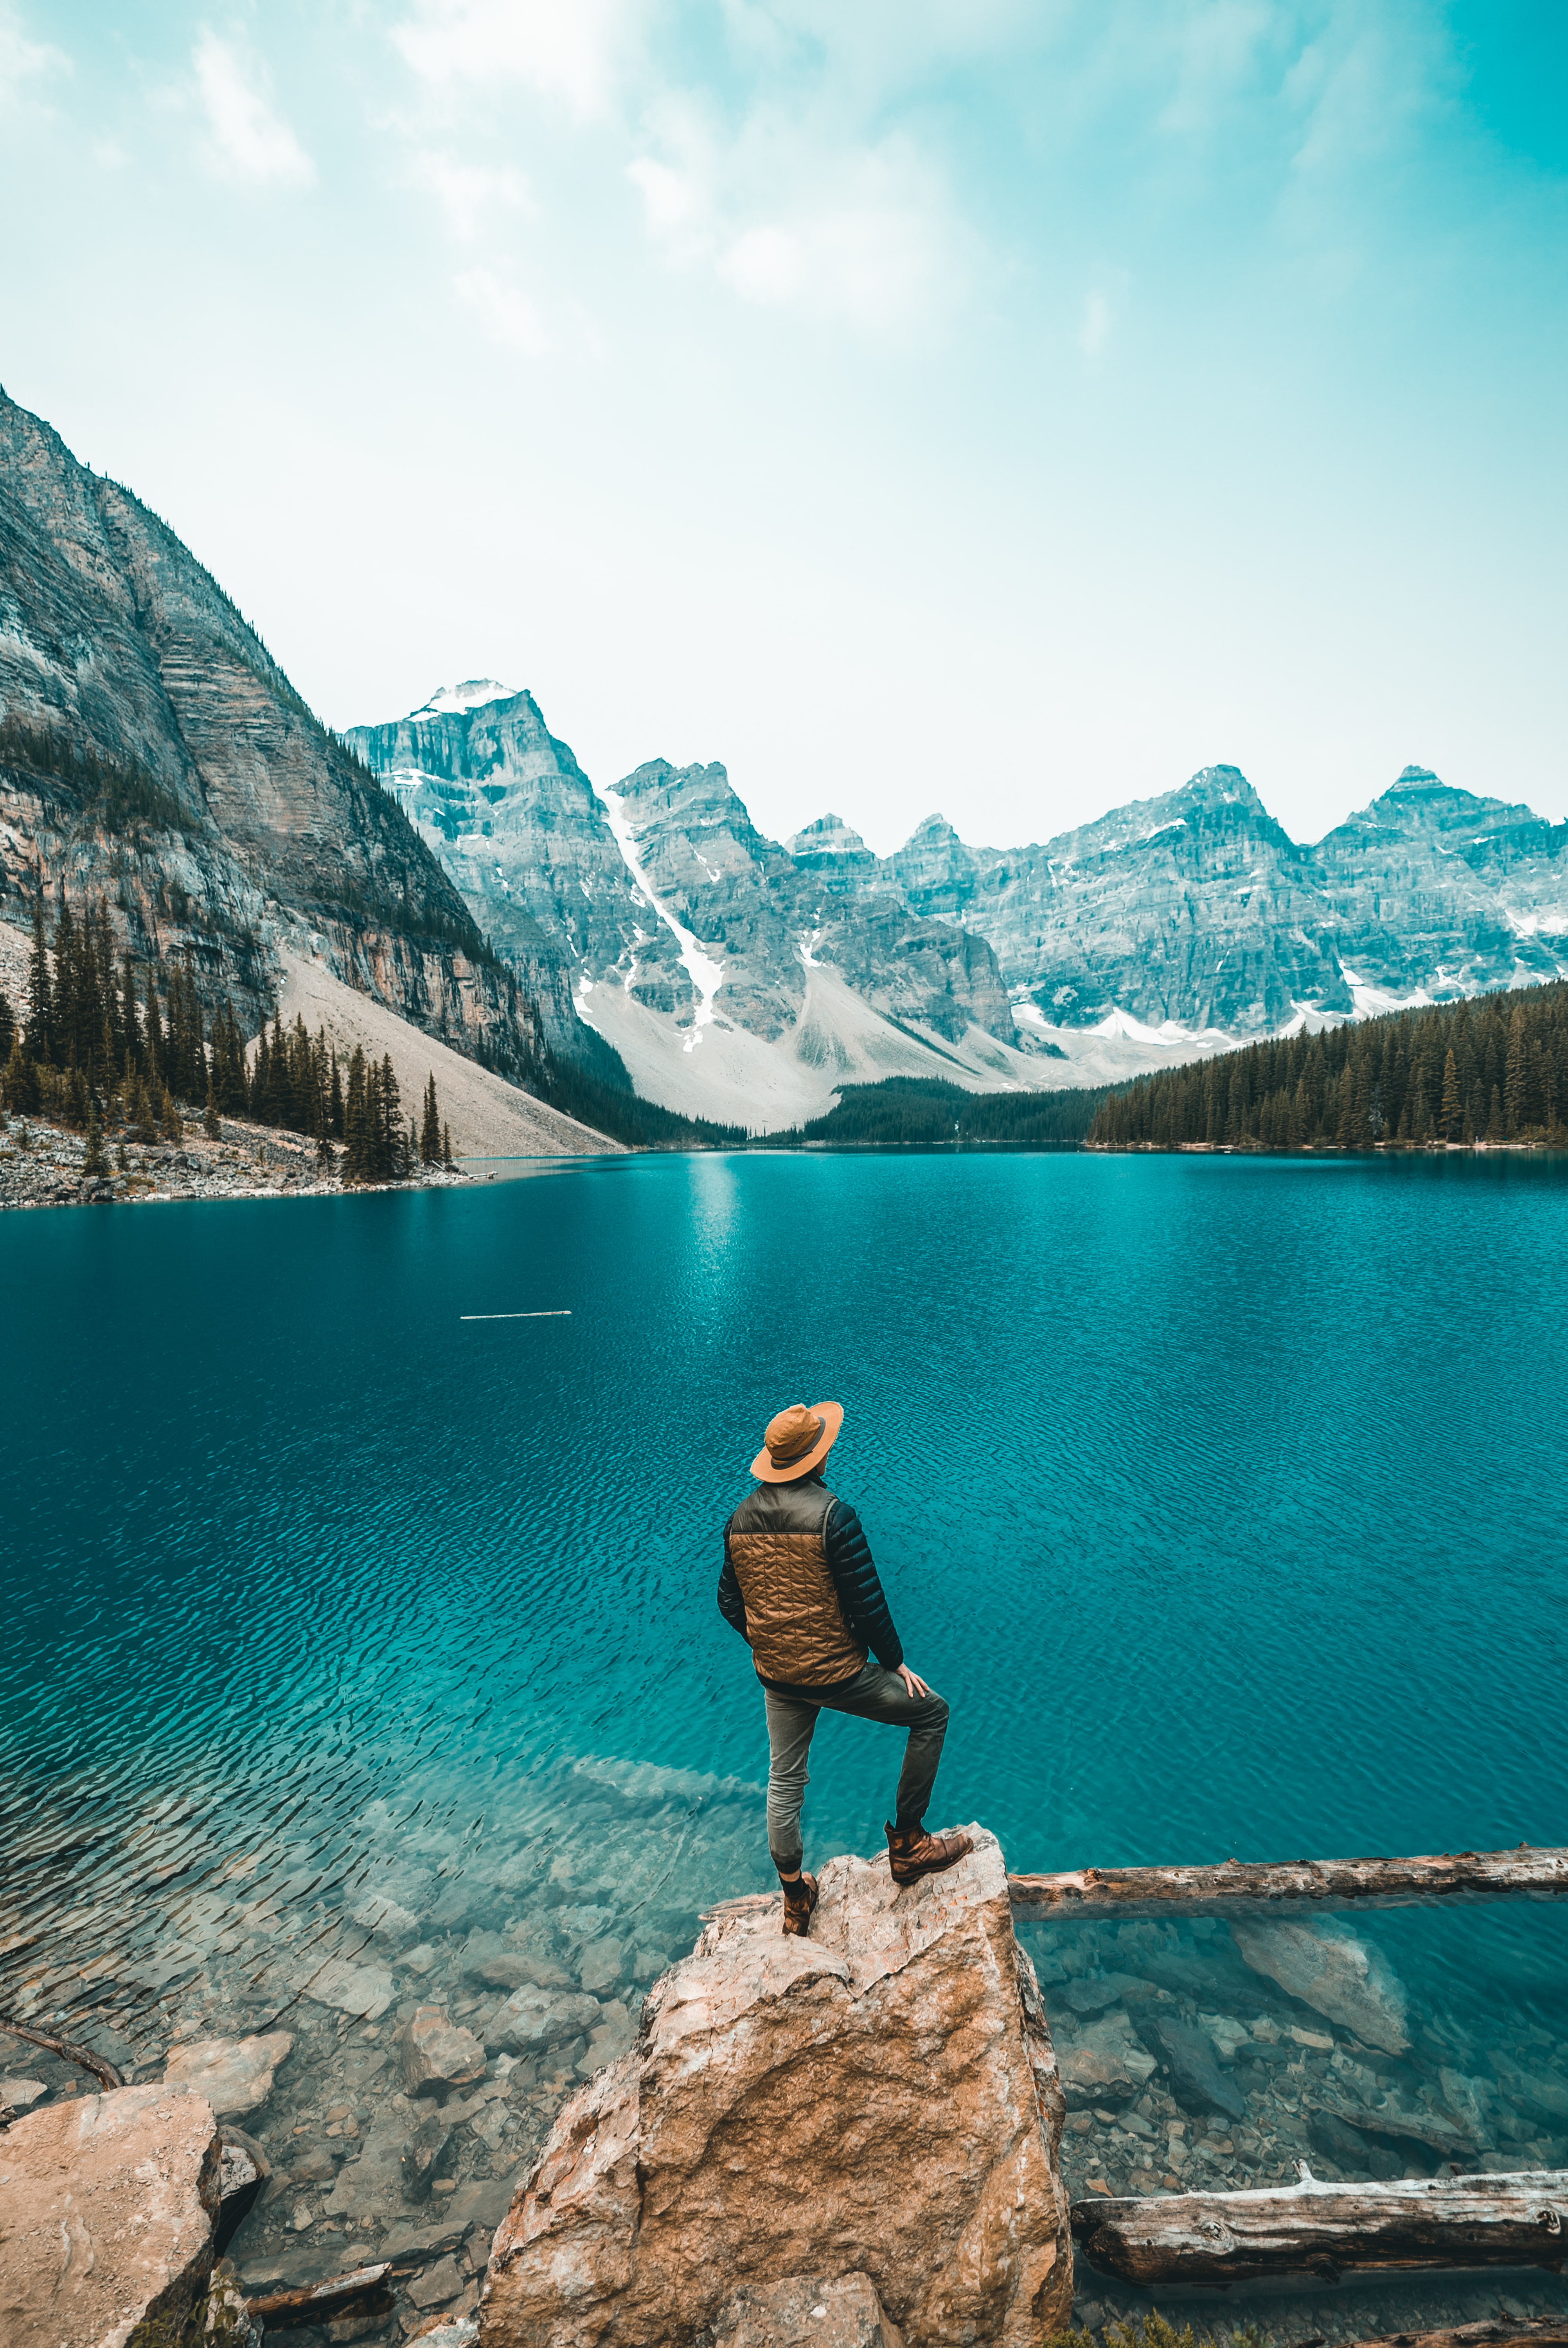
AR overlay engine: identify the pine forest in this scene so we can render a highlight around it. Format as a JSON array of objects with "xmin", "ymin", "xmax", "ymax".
[
  {"xmin": 1087, "ymin": 981, "xmax": 1568, "ymax": 1151},
  {"xmin": 0, "ymin": 894, "xmax": 454, "ymax": 1185}
]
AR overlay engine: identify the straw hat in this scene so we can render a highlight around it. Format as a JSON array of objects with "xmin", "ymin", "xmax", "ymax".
[{"xmin": 752, "ymin": 1400, "xmax": 844, "ymax": 1484}]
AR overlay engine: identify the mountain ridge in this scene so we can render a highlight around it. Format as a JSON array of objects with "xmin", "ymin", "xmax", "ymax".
[{"xmin": 348, "ymin": 680, "xmax": 1568, "ymax": 1127}]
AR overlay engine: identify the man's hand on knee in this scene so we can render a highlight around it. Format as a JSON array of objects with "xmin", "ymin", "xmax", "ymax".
[{"xmin": 895, "ymin": 1664, "xmax": 931, "ymax": 1700}]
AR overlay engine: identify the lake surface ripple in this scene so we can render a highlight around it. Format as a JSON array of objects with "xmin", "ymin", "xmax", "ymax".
[{"xmin": 4, "ymin": 1151, "xmax": 1566, "ymax": 2323}]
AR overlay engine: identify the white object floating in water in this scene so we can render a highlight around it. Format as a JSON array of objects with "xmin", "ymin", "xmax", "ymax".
[{"xmin": 459, "ymin": 1311, "xmax": 572, "ymax": 1321}]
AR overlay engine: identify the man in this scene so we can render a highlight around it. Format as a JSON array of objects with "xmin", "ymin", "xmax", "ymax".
[{"xmin": 718, "ymin": 1399, "xmax": 971, "ymax": 1935}]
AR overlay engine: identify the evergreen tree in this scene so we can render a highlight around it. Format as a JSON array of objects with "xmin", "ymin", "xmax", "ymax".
[
  {"xmin": 159, "ymin": 1083, "xmax": 183, "ymax": 1142},
  {"xmin": 342, "ymin": 1045, "xmax": 369, "ymax": 1183},
  {"xmin": 328, "ymin": 1050, "xmax": 344, "ymax": 1140},
  {"xmin": 23, "ymin": 898, "xmax": 53, "ymax": 1064},
  {"xmin": 0, "ymin": 989, "xmax": 13, "ymax": 1063},
  {"xmin": 379, "ymin": 1055, "xmax": 402, "ymax": 1179},
  {"xmin": 421, "ymin": 1073, "xmax": 441, "ymax": 1163},
  {"xmin": 203, "ymin": 1077, "xmax": 221, "ymax": 1141},
  {"xmin": 4, "ymin": 1028, "xmax": 39, "ymax": 1115},
  {"xmin": 1504, "ymin": 1001, "xmax": 1528, "ymax": 1134},
  {"xmin": 83, "ymin": 1104, "xmax": 109, "ymax": 1179},
  {"xmin": 1439, "ymin": 1048, "xmax": 1462, "ymax": 1142},
  {"xmin": 442, "ymin": 1120, "xmax": 453, "ymax": 1167},
  {"xmin": 1487, "ymin": 1083, "xmax": 1506, "ymax": 1143}
]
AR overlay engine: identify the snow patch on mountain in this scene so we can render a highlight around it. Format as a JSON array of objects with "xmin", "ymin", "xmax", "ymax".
[
  {"xmin": 595, "ymin": 780, "xmax": 726, "ymax": 1052},
  {"xmin": 412, "ymin": 679, "xmax": 517, "ymax": 717}
]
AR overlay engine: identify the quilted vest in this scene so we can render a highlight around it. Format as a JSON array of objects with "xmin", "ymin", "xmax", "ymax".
[{"xmin": 726, "ymin": 1477, "xmax": 867, "ymax": 1689}]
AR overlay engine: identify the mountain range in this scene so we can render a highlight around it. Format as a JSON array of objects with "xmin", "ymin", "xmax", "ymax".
[
  {"xmin": 346, "ymin": 682, "xmax": 1568, "ymax": 1128},
  {"xmin": 4, "ymin": 380, "xmax": 1565, "ymax": 1143}
]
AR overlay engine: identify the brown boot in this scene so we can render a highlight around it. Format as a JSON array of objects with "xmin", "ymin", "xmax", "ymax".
[
  {"xmin": 780, "ymin": 1872, "xmax": 819, "ymax": 1936},
  {"xmin": 885, "ymin": 1821, "xmax": 973, "ymax": 1885}
]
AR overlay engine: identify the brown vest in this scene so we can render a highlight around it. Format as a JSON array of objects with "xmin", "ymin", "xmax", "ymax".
[{"xmin": 726, "ymin": 1477, "xmax": 867, "ymax": 1689}]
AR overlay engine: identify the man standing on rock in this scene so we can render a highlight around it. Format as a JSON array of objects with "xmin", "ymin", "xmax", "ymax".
[{"xmin": 718, "ymin": 1401, "xmax": 972, "ymax": 1935}]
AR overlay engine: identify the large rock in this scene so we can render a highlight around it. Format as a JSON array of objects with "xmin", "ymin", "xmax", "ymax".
[
  {"xmin": 399, "ymin": 2006, "xmax": 488, "ymax": 2097},
  {"xmin": 0, "ymin": 2082, "xmax": 221, "ymax": 2348},
  {"xmin": 482, "ymin": 1826, "xmax": 1071, "ymax": 2348},
  {"xmin": 163, "ymin": 2029, "xmax": 293, "ymax": 2115},
  {"xmin": 1229, "ymin": 1918, "xmax": 1409, "ymax": 2055},
  {"xmin": 484, "ymin": 1982, "xmax": 601, "ymax": 2056},
  {"xmin": 717, "ymin": 2273, "xmax": 904, "ymax": 2347}
]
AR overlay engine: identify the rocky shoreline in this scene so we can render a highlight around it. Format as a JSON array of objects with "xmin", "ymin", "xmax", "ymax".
[{"xmin": 0, "ymin": 1111, "xmax": 474, "ymax": 1212}]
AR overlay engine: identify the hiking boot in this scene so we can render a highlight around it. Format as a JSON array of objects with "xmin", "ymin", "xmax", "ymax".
[
  {"xmin": 885, "ymin": 1821, "xmax": 974, "ymax": 1885},
  {"xmin": 780, "ymin": 1872, "xmax": 819, "ymax": 1936}
]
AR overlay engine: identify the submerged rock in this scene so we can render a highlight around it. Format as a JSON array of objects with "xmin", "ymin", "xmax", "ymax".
[
  {"xmin": 403, "ymin": 2110, "xmax": 457, "ymax": 2202},
  {"xmin": 716, "ymin": 2272, "xmax": 905, "ymax": 2348},
  {"xmin": 398, "ymin": 2006, "xmax": 487, "ymax": 2098},
  {"xmin": 1228, "ymin": 1917, "xmax": 1409, "ymax": 2055},
  {"xmin": 484, "ymin": 1982, "xmax": 601, "ymax": 2055},
  {"xmin": 1140, "ymin": 2017, "xmax": 1246, "ymax": 2122},
  {"xmin": 0, "ymin": 2082, "xmax": 221, "ymax": 2348},
  {"xmin": 483, "ymin": 1826, "xmax": 1071, "ymax": 2348},
  {"xmin": 163, "ymin": 2030, "xmax": 294, "ymax": 2116}
]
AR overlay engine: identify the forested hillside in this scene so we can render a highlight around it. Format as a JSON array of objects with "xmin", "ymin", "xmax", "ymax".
[
  {"xmin": 765, "ymin": 1075, "xmax": 1113, "ymax": 1146},
  {"xmin": 1088, "ymin": 984, "xmax": 1568, "ymax": 1150}
]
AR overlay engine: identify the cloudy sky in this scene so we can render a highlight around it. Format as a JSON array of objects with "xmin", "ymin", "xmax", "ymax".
[{"xmin": 2, "ymin": 1, "xmax": 1564, "ymax": 851}]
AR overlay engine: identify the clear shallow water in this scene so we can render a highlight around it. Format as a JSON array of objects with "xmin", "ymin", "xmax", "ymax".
[{"xmin": 3, "ymin": 1151, "xmax": 1568, "ymax": 2323}]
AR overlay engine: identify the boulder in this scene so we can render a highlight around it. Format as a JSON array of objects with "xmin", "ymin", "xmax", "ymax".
[
  {"xmin": 398, "ymin": 2006, "xmax": 487, "ymax": 2097},
  {"xmin": 1057, "ymin": 2044, "xmax": 1138, "ymax": 2109},
  {"xmin": 0, "ymin": 2082, "xmax": 221, "ymax": 2348},
  {"xmin": 403, "ymin": 2110, "xmax": 457, "ymax": 2202},
  {"xmin": 163, "ymin": 2029, "xmax": 293, "ymax": 2116},
  {"xmin": 1228, "ymin": 1918, "xmax": 1409, "ymax": 2056},
  {"xmin": 484, "ymin": 1982, "xmax": 601, "ymax": 2056},
  {"xmin": 0, "ymin": 2078, "xmax": 48, "ymax": 2112},
  {"xmin": 482, "ymin": 1826, "xmax": 1072, "ymax": 2348},
  {"xmin": 303, "ymin": 1956, "xmax": 397, "ymax": 2019},
  {"xmin": 462, "ymin": 1932, "xmax": 572, "ymax": 1993},
  {"xmin": 1138, "ymin": 2017, "xmax": 1245, "ymax": 2122},
  {"xmin": 717, "ymin": 2274, "xmax": 904, "ymax": 2348}
]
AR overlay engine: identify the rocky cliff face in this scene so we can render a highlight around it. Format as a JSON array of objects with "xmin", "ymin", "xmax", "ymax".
[
  {"xmin": 345, "ymin": 701, "xmax": 1040, "ymax": 1126},
  {"xmin": 849, "ymin": 765, "xmax": 1568, "ymax": 1036},
  {"xmin": 0, "ymin": 391, "xmax": 536, "ymax": 1071}
]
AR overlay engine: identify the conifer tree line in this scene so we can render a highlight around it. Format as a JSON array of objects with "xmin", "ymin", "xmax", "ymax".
[
  {"xmin": 1088, "ymin": 981, "xmax": 1568, "ymax": 1151},
  {"xmin": 0, "ymin": 890, "xmax": 455, "ymax": 1181}
]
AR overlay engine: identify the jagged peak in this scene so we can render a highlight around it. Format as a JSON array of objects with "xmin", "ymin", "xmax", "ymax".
[
  {"xmin": 411, "ymin": 680, "xmax": 519, "ymax": 718},
  {"xmin": 787, "ymin": 813, "xmax": 872, "ymax": 860},
  {"xmin": 1394, "ymin": 764, "xmax": 1441, "ymax": 786}
]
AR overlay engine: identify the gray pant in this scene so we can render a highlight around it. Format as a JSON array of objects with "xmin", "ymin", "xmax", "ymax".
[{"xmin": 762, "ymin": 1659, "xmax": 950, "ymax": 1874}]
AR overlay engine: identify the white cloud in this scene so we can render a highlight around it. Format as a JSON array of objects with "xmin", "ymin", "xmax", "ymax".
[
  {"xmin": 0, "ymin": 7, "xmax": 68, "ymax": 113},
  {"xmin": 391, "ymin": 0, "xmax": 641, "ymax": 120},
  {"xmin": 454, "ymin": 265, "xmax": 551, "ymax": 354},
  {"xmin": 1079, "ymin": 289, "xmax": 1113, "ymax": 357},
  {"xmin": 408, "ymin": 152, "xmax": 534, "ymax": 240},
  {"xmin": 627, "ymin": 104, "xmax": 961, "ymax": 333},
  {"xmin": 192, "ymin": 28, "xmax": 316, "ymax": 189}
]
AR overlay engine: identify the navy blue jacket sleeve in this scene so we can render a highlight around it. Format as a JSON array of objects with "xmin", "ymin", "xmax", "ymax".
[
  {"xmin": 717, "ymin": 1525, "xmax": 750, "ymax": 1643},
  {"xmin": 824, "ymin": 1501, "xmax": 904, "ymax": 1670}
]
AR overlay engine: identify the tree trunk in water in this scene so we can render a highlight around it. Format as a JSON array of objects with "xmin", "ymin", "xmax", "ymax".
[
  {"xmin": 1071, "ymin": 2167, "xmax": 1568, "ymax": 2286},
  {"xmin": 1347, "ymin": 2323, "xmax": 1568, "ymax": 2348},
  {"xmin": 1008, "ymin": 1846, "xmax": 1568, "ymax": 1923}
]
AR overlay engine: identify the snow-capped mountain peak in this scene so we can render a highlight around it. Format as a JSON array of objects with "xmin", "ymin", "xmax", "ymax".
[{"xmin": 411, "ymin": 679, "xmax": 518, "ymax": 719}]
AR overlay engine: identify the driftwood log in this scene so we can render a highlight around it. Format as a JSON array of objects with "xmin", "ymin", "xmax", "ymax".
[
  {"xmin": 1071, "ymin": 2166, "xmax": 1568, "ymax": 2286},
  {"xmin": 245, "ymin": 2260, "xmax": 405, "ymax": 2328},
  {"xmin": 0, "ymin": 2009, "xmax": 124, "ymax": 2092},
  {"xmin": 1347, "ymin": 2325, "xmax": 1568, "ymax": 2348},
  {"xmin": 1009, "ymin": 1846, "xmax": 1568, "ymax": 1923}
]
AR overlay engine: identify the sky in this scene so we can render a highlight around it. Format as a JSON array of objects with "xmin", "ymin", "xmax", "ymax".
[{"xmin": 1, "ymin": 2, "xmax": 1565, "ymax": 855}]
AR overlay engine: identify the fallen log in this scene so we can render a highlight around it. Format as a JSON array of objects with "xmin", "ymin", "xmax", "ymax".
[
  {"xmin": 1347, "ymin": 2323, "xmax": 1568, "ymax": 2348},
  {"xmin": 1009, "ymin": 1846, "xmax": 1568, "ymax": 1923},
  {"xmin": 0, "ymin": 2008, "xmax": 124, "ymax": 2092},
  {"xmin": 246, "ymin": 2260, "xmax": 406, "ymax": 2327},
  {"xmin": 1071, "ymin": 2165, "xmax": 1568, "ymax": 2287}
]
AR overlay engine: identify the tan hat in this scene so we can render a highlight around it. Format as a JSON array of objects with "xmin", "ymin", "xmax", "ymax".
[{"xmin": 752, "ymin": 1399, "xmax": 844, "ymax": 1485}]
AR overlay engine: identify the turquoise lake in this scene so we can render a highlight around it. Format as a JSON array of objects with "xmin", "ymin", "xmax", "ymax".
[{"xmin": 4, "ymin": 1148, "xmax": 1568, "ymax": 2318}]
